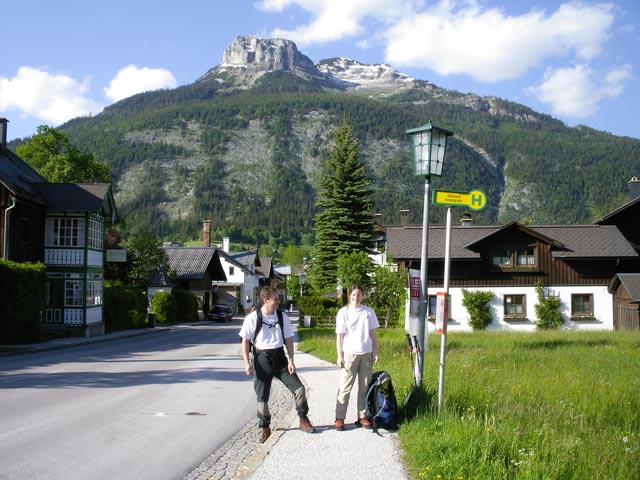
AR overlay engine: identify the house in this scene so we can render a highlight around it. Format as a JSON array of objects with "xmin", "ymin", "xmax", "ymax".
[
  {"xmin": 382, "ymin": 178, "xmax": 640, "ymax": 332},
  {"xmin": 0, "ymin": 118, "xmax": 118, "ymax": 337},
  {"xmin": 162, "ymin": 246, "xmax": 227, "ymax": 313},
  {"xmin": 214, "ymin": 237, "xmax": 260, "ymax": 312}
]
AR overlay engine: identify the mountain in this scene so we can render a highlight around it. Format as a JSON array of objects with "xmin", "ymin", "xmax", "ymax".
[{"xmin": 50, "ymin": 35, "xmax": 640, "ymax": 247}]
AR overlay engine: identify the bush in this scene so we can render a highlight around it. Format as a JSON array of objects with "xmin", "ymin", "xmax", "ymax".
[
  {"xmin": 172, "ymin": 288, "xmax": 199, "ymax": 323},
  {"xmin": 297, "ymin": 294, "xmax": 341, "ymax": 325},
  {"xmin": 534, "ymin": 281, "xmax": 563, "ymax": 329},
  {"xmin": 461, "ymin": 289, "xmax": 494, "ymax": 330},
  {"xmin": 0, "ymin": 259, "xmax": 46, "ymax": 343},
  {"xmin": 103, "ymin": 281, "xmax": 148, "ymax": 332},
  {"xmin": 151, "ymin": 291, "xmax": 177, "ymax": 324}
]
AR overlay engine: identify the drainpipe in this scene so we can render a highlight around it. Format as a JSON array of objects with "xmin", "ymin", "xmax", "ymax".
[{"xmin": 3, "ymin": 196, "xmax": 16, "ymax": 259}]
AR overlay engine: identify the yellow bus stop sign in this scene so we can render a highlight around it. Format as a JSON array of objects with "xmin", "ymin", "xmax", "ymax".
[{"xmin": 432, "ymin": 189, "xmax": 487, "ymax": 210}]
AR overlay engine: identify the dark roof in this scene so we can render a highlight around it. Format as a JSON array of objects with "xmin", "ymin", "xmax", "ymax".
[
  {"xmin": 34, "ymin": 183, "xmax": 117, "ymax": 219},
  {"xmin": 231, "ymin": 250, "xmax": 259, "ymax": 268},
  {"xmin": 163, "ymin": 247, "xmax": 226, "ymax": 281},
  {"xmin": 610, "ymin": 273, "xmax": 640, "ymax": 302},
  {"xmin": 595, "ymin": 195, "xmax": 640, "ymax": 225},
  {"xmin": 256, "ymin": 256, "xmax": 273, "ymax": 279},
  {"xmin": 217, "ymin": 249, "xmax": 254, "ymax": 274},
  {"xmin": 0, "ymin": 147, "xmax": 47, "ymax": 206},
  {"xmin": 533, "ymin": 225, "xmax": 637, "ymax": 258},
  {"xmin": 385, "ymin": 223, "xmax": 639, "ymax": 261}
]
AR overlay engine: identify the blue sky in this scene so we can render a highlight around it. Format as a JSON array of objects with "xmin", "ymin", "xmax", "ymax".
[{"xmin": 2, "ymin": 0, "xmax": 639, "ymax": 141}]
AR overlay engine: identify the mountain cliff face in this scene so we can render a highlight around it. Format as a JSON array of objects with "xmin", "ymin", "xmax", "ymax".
[
  {"xmin": 58, "ymin": 35, "xmax": 640, "ymax": 246},
  {"xmin": 198, "ymin": 35, "xmax": 332, "ymax": 87}
]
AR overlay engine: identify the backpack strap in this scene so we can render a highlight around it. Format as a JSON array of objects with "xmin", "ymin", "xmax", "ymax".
[{"xmin": 253, "ymin": 309, "xmax": 284, "ymax": 344}]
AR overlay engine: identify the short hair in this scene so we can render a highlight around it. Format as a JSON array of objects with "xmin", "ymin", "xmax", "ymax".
[{"xmin": 260, "ymin": 286, "xmax": 278, "ymax": 303}]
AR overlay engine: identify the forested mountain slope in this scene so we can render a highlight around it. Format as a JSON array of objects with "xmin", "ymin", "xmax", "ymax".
[{"xmin": 52, "ymin": 36, "xmax": 640, "ymax": 247}]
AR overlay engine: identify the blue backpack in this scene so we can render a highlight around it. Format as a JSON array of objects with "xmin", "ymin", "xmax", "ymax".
[{"xmin": 366, "ymin": 371, "xmax": 398, "ymax": 432}]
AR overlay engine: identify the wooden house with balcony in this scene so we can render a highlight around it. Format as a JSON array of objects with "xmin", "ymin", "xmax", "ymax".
[{"xmin": 0, "ymin": 119, "xmax": 118, "ymax": 337}]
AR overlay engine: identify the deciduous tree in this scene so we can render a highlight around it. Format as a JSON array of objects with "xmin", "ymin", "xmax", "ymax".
[{"xmin": 16, "ymin": 125, "xmax": 110, "ymax": 183}]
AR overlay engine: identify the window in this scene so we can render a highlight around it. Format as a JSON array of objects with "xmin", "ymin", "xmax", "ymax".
[
  {"xmin": 65, "ymin": 280, "xmax": 84, "ymax": 306},
  {"xmin": 492, "ymin": 247, "xmax": 512, "ymax": 266},
  {"xmin": 229, "ymin": 266, "xmax": 235, "ymax": 276},
  {"xmin": 571, "ymin": 294, "xmax": 593, "ymax": 317},
  {"xmin": 46, "ymin": 218, "xmax": 85, "ymax": 247},
  {"xmin": 492, "ymin": 245, "xmax": 537, "ymax": 268},
  {"xmin": 88, "ymin": 219, "xmax": 103, "ymax": 249},
  {"xmin": 504, "ymin": 294, "xmax": 526, "ymax": 317},
  {"xmin": 86, "ymin": 281, "xmax": 103, "ymax": 306},
  {"xmin": 517, "ymin": 246, "xmax": 536, "ymax": 266}
]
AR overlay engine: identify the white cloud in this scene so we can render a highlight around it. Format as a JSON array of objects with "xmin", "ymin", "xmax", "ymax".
[
  {"xmin": 104, "ymin": 65, "xmax": 177, "ymax": 102},
  {"xmin": 527, "ymin": 64, "xmax": 632, "ymax": 118},
  {"xmin": 384, "ymin": 1, "xmax": 616, "ymax": 82},
  {"xmin": 258, "ymin": 1, "xmax": 617, "ymax": 84},
  {"xmin": 0, "ymin": 66, "xmax": 103, "ymax": 125},
  {"xmin": 258, "ymin": 0, "xmax": 412, "ymax": 45}
]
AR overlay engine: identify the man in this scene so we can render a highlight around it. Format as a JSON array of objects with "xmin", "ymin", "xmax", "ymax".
[{"xmin": 240, "ymin": 286, "xmax": 315, "ymax": 443}]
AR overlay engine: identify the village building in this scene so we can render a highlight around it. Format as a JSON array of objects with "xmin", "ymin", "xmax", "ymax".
[{"xmin": 381, "ymin": 177, "xmax": 640, "ymax": 332}]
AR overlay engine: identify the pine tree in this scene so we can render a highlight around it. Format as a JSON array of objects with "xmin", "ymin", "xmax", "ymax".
[{"xmin": 309, "ymin": 118, "xmax": 374, "ymax": 291}]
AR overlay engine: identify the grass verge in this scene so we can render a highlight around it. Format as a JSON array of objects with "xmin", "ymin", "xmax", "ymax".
[{"xmin": 297, "ymin": 327, "xmax": 640, "ymax": 479}]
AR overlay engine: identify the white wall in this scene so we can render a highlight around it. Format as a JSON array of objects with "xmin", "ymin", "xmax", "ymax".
[{"xmin": 405, "ymin": 285, "xmax": 614, "ymax": 333}]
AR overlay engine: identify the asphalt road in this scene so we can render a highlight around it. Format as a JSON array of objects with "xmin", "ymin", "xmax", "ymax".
[{"xmin": 0, "ymin": 322, "xmax": 255, "ymax": 480}]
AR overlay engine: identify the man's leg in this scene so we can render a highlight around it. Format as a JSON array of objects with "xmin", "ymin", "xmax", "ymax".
[
  {"xmin": 274, "ymin": 352, "xmax": 314, "ymax": 433},
  {"xmin": 253, "ymin": 352, "xmax": 274, "ymax": 428}
]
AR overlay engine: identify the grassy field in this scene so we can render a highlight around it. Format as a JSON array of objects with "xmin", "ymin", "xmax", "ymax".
[{"xmin": 297, "ymin": 327, "xmax": 640, "ymax": 479}]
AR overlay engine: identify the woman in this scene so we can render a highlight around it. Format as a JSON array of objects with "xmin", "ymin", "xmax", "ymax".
[{"xmin": 334, "ymin": 283, "xmax": 379, "ymax": 430}]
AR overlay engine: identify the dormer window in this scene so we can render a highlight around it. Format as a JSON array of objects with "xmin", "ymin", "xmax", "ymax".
[
  {"xmin": 492, "ymin": 247, "xmax": 512, "ymax": 266},
  {"xmin": 516, "ymin": 246, "xmax": 535, "ymax": 265},
  {"xmin": 491, "ymin": 244, "xmax": 537, "ymax": 268}
]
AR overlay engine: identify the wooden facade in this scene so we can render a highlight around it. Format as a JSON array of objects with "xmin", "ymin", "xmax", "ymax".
[{"xmin": 384, "ymin": 212, "xmax": 640, "ymax": 332}]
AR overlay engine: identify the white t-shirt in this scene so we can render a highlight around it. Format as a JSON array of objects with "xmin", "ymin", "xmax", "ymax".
[
  {"xmin": 239, "ymin": 309, "xmax": 293, "ymax": 350},
  {"xmin": 335, "ymin": 304, "xmax": 379, "ymax": 355}
]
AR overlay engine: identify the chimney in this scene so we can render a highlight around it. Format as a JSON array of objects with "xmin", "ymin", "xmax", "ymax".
[
  {"xmin": 0, "ymin": 118, "xmax": 8, "ymax": 154},
  {"xmin": 400, "ymin": 209, "xmax": 410, "ymax": 226},
  {"xmin": 223, "ymin": 237, "xmax": 230, "ymax": 253},
  {"xmin": 460, "ymin": 213, "xmax": 473, "ymax": 227},
  {"xmin": 373, "ymin": 213, "xmax": 382, "ymax": 225},
  {"xmin": 629, "ymin": 176, "xmax": 640, "ymax": 200},
  {"xmin": 202, "ymin": 220, "xmax": 211, "ymax": 247}
]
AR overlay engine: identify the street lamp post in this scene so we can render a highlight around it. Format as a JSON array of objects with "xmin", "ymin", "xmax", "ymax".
[{"xmin": 406, "ymin": 121, "xmax": 453, "ymax": 385}]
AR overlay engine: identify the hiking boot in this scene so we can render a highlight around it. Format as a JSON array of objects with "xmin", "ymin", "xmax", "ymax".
[
  {"xmin": 355, "ymin": 417, "xmax": 373, "ymax": 429},
  {"xmin": 259, "ymin": 426, "xmax": 271, "ymax": 443},
  {"xmin": 334, "ymin": 419, "xmax": 345, "ymax": 431},
  {"xmin": 299, "ymin": 416, "xmax": 315, "ymax": 433}
]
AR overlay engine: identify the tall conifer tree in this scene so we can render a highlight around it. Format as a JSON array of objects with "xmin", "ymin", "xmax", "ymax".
[{"xmin": 309, "ymin": 118, "xmax": 374, "ymax": 291}]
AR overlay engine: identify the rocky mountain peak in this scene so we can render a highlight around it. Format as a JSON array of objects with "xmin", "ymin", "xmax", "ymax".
[
  {"xmin": 199, "ymin": 35, "xmax": 325, "ymax": 86},
  {"xmin": 221, "ymin": 35, "xmax": 316, "ymax": 73}
]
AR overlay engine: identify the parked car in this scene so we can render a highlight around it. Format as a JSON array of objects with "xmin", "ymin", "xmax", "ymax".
[{"xmin": 207, "ymin": 304, "xmax": 234, "ymax": 322}]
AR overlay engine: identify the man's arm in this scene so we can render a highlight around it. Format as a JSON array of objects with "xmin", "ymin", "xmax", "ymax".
[
  {"xmin": 284, "ymin": 336, "xmax": 296, "ymax": 374},
  {"xmin": 241, "ymin": 338, "xmax": 253, "ymax": 376}
]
